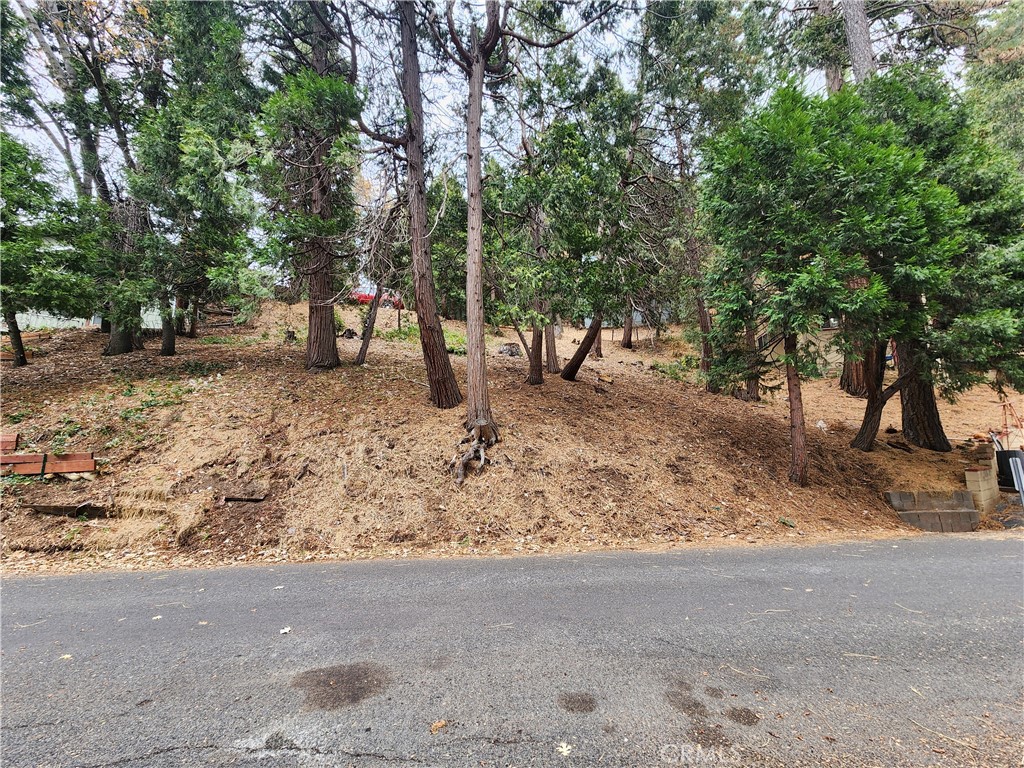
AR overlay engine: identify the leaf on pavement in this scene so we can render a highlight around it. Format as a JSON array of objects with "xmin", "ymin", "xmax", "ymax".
[{"xmin": 430, "ymin": 719, "xmax": 447, "ymax": 734}]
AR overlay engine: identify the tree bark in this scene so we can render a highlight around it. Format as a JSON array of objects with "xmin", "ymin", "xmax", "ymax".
[
  {"xmin": 842, "ymin": 0, "xmax": 876, "ymax": 84},
  {"xmin": 621, "ymin": 308, "xmax": 633, "ymax": 349},
  {"xmin": 850, "ymin": 343, "xmax": 905, "ymax": 451},
  {"xmin": 159, "ymin": 294, "xmax": 176, "ymax": 357},
  {"xmin": 187, "ymin": 300, "xmax": 199, "ymax": 338},
  {"xmin": 897, "ymin": 339, "xmax": 951, "ymax": 452},
  {"xmin": 544, "ymin": 320, "xmax": 560, "ymax": 373},
  {"xmin": 591, "ymin": 319, "xmax": 603, "ymax": 358},
  {"xmin": 840, "ymin": 346, "xmax": 871, "ymax": 397},
  {"xmin": 354, "ymin": 289, "xmax": 380, "ymax": 366},
  {"xmin": 785, "ymin": 334, "xmax": 809, "ymax": 486},
  {"xmin": 561, "ymin": 312, "xmax": 603, "ymax": 381},
  {"xmin": 174, "ymin": 294, "xmax": 187, "ymax": 335},
  {"xmin": 100, "ymin": 316, "xmax": 111, "ymax": 334},
  {"xmin": 463, "ymin": 35, "xmax": 497, "ymax": 436},
  {"xmin": 817, "ymin": 0, "xmax": 845, "ymax": 93},
  {"xmin": 400, "ymin": 2, "xmax": 462, "ymax": 408},
  {"xmin": 104, "ymin": 323, "xmax": 136, "ymax": 356},
  {"xmin": 527, "ymin": 322, "xmax": 544, "ymax": 385},
  {"xmin": 4, "ymin": 310, "xmax": 28, "ymax": 367},
  {"xmin": 305, "ymin": 247, "xmax": 340, "ymax": 371}
]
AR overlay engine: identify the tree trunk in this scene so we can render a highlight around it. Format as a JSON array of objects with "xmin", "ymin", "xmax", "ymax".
[
  {"xmin": 104, "ymin": 323, "xmax": 136, "ymax": 356},
  {"xmin": 527, "ymin": 323, "xmax": 544, "ymax": 385},
  {"xmin": 817, "ymin": 0, "xmax": 845, "ymax": 93},
  {"xmin": 305, "ymin": 247, "xmax": 340, "ymax": 371},
  {"xmin": 354, "ymin": 289, "xmax": 380, "ymax": 366},
  {"xmin": 544, "ymin": 318, "xmax": 560, "ymax": 373},
  {"xmin": 842, "ymin": 0, "xmax": 876, "ymax": 84},
  {"xmin": 160, "ymin": 304, "xmax": 176, "ymax": 356},
  {"xmin": 561, "ymin": 312, "xmax": 603, "ymax": 381},
  {"xmin": 187, "ymin": 300, "xmax": 199, "ymax": 338},
  {"xmin": 840, "ymin": 346, "xmax": 871, "ymax": 397},
  {"xmin": 850, "ymin": 343, "xmax": 903, "ymax": 451},
  {"xmin": 621, "ymin": 309, "xmax": 633, "ymax": 349},
  {"xmin": 3, "ymin": 310, "xmax": 28, "ymax": 367},
  {"xmin": 174, "ymin": 294, "xmax": 187, "ymax": 335},
  {"xmin": 463, "ymin": 43, "xmax": 497, "ymax": 437},
  {"xmin": 400, "ymin": 2, "xmax": 462, "ymax": 409},
  {"xmin": 897, "ymin": 339, "xmax": 951, "ymax": 452},
  {"xmin": 590, "ymin": 320, "xmax": 603, "ymax": 358},
  {"xmin": 784, "ymin": 334, "xmax": 809, "ymax": 486},
  {"xmin": 100, "ymin": 316, "xmax": 111, "ymax": 334}
]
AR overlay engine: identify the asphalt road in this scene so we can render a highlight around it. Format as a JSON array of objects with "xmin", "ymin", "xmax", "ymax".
[{"xmin": 2, "ymin": 535, "xmax": 1022, "ymax": 768}]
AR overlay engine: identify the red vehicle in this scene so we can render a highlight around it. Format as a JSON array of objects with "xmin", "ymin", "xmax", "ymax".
[{"xmin": 348, "ymin": 290, "xmax": 404, "ymax": 310}]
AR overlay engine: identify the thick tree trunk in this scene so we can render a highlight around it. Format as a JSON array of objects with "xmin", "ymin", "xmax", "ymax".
[
  {"xmin": 561, "ymin": 312, "xmax": 603, "ymax": 382},
  {"xmin": 544, "ymin": 319, "xmax": 560, "ymax": 373},
  {"xmin": 621, "ymin": 309, "xmax": 633, "ymax": 349},
  {"xmin": 591, "ymin": 320, "xmax": 603, "ymax": 358},
  {"xmin": 840, "ymin": 345, "xmax": 871, "ymax": 397},
  {"xmin": 842, "ymin": 0, "xmax": 876, "ymax": 84},
  {"xmin": 897, "ymin": 339, "xmax": 950, "ymax": 452},
  {"xmin": 100, "ymin": 316, "xmax": 111, "ymax": 334},
  {"xmin": 3, "ymin": 311, "xmax": 28, "ymax": 367},
  {"xmin": 784, "ymin": 334, "xmax": 809, "ymax": 486},
  {"xmin": 305, "ymin": 248, "xmax": 340, "ymax": 371},
  {"xmin": 400, "ymin": 3, "xmax": 462, "ymax": 409},
  {"xmin": 463, "ymin": 47, "xmax": 497, "ymax": 437},
  {"xmin": 526, "ymin": 324, "xmax": 544, "ymax": 385},
  {"xmin": 104, "ymin": 323, "xmax": 136, "ymax": 356},
  {"xmin": 160, "ymin": 313, "xmax": 175, "ymax": 356},
  {"xmin": 354, "ymin": 289, "xmax": 380, "ymax": 366},
  {"xmin": 850, "ymin": 343, "xmax": 905, "ymax": 451}
]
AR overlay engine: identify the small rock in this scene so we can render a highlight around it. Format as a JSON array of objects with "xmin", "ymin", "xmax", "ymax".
[{"xmin": 497, "ymin": 342, "xmax": 522, "ymax": 357}]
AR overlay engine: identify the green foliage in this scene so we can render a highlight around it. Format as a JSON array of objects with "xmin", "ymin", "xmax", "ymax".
[
  {"xmin": 376, "ymin": 324, "xmax": 420, "ymax": 343},
  {"xmin": 701, "ymin": 83, "xmax": 961, "ymax": 391},
  {"xmin": 967, "ymin": 0, "xmax": 1024, "ymax": 170},
  {"xmin": 651, "ymin": 356, "xmax": 700, "ymax": 381},
  {"xmin": 0, "ymin": 132, "xmax": 102, "ymax": 320}
]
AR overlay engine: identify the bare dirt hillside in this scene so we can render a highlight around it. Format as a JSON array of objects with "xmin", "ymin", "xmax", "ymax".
[{"xmin": 2, "ymin": 302, "xmax": 1019, "ymax": 574}]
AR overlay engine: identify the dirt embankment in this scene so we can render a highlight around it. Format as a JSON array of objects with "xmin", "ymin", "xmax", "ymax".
[{"xmin": 1, "ymin": 302, "xmax": 1019, "ymax": 574}]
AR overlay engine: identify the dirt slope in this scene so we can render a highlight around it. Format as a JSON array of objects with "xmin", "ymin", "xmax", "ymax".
[{"xmin": 1, "ymin": 303, "xmax": 1018, "ymax": 573}]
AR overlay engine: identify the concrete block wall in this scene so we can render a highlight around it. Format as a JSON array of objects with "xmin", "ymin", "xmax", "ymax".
[{"xmin": 965, "ymin": 442, "xmax": 1000, "ymax": 513}]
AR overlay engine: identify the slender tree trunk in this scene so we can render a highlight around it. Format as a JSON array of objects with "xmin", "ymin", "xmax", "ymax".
[
  {"xmin": 591, "ymin": 319, "xmax": 603, "ymax": 358},
  {"xmin": 187, "ymin": 300, "xmax": 199, "ymax": 338},
  {"xmin": 354, "ymin": 289, "xmax": 380, "ymax": 366},
  {"xmin": 463, "ymin": 45, "xmax": 497, "ymax": 437},
  {"xmin": 897, "ymin": 339, "xmax": 951, "ymax": 452},
  {"xmin": 784, "ymin": 334, "xmax": 808, "ymax": 486},
  {"xmin": 850, "ymin": 343, "xmax": 904, "ymax": 451},
  {"xmin": 160, "ymin": 292, "xmax": 175, "ymax": 357},
  {"xmin": 305, "ymin": 247, "xmax": 340, "ymax": 371},
  {"xmin": 4, "ymin": 311, "xmax": 28, "ymax": 367},
  {"xmin": 544, "ymin": 316, "xmax": 560, "ymax": 373},
  {"xmin": 527, "ymin": 322, "xmax": 544, "ymax": 385},
  {"xmin": 175, "ymin": 294, "xmax": 187, "ymax": 335},
  {"xmin": 842, "ymin": 0, "xmax": 876, "ymax": 84},
  {"xmin": 621, "ymin": 309, "xmax": 633, "ymax": 349},
  {"xmin": 744, "ymin": 321, "xmax": 760, "ymax": 401},
  {"xmin": 400, "ymin": 2, "xmax": 462, "ymax": 408},
  {"xmin": 561, "ymin": 312, "xmax": 603, "ymax": 381},
  {"xmin": 817, "ymin": 0, "xmax": 845, "ymax": 93}
]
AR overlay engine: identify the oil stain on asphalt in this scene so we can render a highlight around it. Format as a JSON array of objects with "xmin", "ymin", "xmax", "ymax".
[{"xmin": 292, "ymin": 662, "xmax": 390, "ymax": 710}]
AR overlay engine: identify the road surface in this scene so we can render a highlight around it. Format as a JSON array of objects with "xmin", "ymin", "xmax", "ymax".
[{"xmin": 2, "ymin": 535, "xmax": 1022, "ymax": 767}]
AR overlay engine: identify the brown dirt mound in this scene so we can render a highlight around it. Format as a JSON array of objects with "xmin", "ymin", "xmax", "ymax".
[{"xmin": 2, "ymin": 303, "xmax": 1018, "ymax": 574}]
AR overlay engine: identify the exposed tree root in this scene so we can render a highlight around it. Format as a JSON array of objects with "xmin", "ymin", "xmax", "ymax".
[{"xmin": 450, "ymin": 419, "xmax": 499, "ymax": 484}]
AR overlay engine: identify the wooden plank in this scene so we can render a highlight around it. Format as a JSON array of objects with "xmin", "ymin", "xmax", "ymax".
[
  {"xmin": 0, "ymin": 453, "xmax": 45, "ymax": 464},
  {"xmin": 1, "ymin": 432, "xmax": 18, "ymax": 449},
  {"xmin": 48, "ymin": 452, "xmax": 94, "ymax": 462},
  {"xmin": 0, "ymin": 350, "xmax": 34, "ymax": 361},
  {"xmin": 30, "ymin": 504, "xmax": 106, "ymax": 518},
  {"xmin": 1, "ymin": 463, "xmax": 43, "ymax": 476},
  {"xmin": 45, "ymin": 460, "xmax": 96, "ymax": 474}
]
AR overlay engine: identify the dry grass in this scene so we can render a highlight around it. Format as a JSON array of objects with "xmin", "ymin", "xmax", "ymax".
[{"xmin": 1, "ymin": 302, "xmax": 1019, "ymax": 574}]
